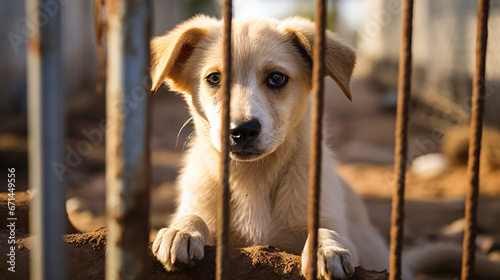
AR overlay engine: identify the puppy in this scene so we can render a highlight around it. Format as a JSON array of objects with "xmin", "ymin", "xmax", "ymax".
[
  {"xmin": 149, "ymin": 15, "xmax": 390, "ymax": 279},
  {"xmin": 150, "ymin": 16, "xmax": 500, "ymax": 280}
]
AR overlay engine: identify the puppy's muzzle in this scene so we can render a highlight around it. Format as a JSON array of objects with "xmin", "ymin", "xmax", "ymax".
[{"xmin": 229, "ymin": 119, "xmax": 262, "ymax": 160}]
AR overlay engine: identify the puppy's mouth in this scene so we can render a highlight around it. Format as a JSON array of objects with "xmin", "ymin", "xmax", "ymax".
[{"xmin": 229, "ymin": 145, "xmax": 265, "ymax": 161}]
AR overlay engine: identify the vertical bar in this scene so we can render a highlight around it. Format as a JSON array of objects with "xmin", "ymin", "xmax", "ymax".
[
  {"xmin": 27, "ymin": 0, "xmax": 65, "ymax": 279},
  {"xmin": 306, "ymin": 1, "xmax": 326, "ymax": 279},
  {"xmin": 217, "ymin": 1, "xmax": 232, "ymax": 279},
  {"xmin": 389, "ymin": 1, "xmax": 413, "ymax": 280},
  {"xmin": 461, "ymin": 1, "xmax": 489, "ymax": 279},
  {"xmin": 105, "ymin": 0, "xmax": 151, "ymax": 279}
]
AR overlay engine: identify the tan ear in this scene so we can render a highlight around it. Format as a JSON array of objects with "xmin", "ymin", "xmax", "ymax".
[
  {"xmin": 280, "ymin": 17, "xmax": 356, "ymax": 101},
  {"xmin": 150, "ymin": 16, "xmax": 215, "ymax": 94}
]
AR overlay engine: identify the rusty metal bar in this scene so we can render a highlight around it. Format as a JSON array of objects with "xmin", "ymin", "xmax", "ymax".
[
  {"xmin": 94, "ymin": 0, "xmax": 106, "ymax": 94},
  {"xmin": 389, "ymin": 0, "xmax": 413, "ymax": 279},
  {"xmin": 105, "ymin": 0, "xmax": 151, "ymax": 279},
  {"xmin": 27, "ymin": 0, "xmax": 65, "ymax": 279},
  {"xmin": 306, "ymin": 0, "xmax": 327, "ymax": 279},
  {"xmin": 216, "ymin": 1, "xmax": 232, "ymax": 279},
  {"xmin": 461, "ymin": 1, "xmax": 489, "ymax": 279}
]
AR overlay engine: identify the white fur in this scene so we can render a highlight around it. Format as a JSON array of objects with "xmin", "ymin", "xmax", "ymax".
[
  {"xmin": 149, "ymin": 15, "xmax": 389, "ymax": 280},
  {"xmin": 150, "ymin": 16, "xmax": 500, "ymax": 280}
]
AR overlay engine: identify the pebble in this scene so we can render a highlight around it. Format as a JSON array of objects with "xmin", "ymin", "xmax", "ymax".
[{"xmin": 411, "ymin": 153, "xmax": 448, "ymax": 178}]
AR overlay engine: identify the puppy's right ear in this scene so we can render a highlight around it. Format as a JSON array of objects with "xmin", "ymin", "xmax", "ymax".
[{"xmin": 150, "ymin": 17, "xmax": 212, "ymax": 94}]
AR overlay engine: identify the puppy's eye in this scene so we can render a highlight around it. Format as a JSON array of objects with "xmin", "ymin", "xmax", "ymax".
[
  {"xmin": 267, "ymin": 73, "xmax": 288, "ymax": 89},
  {"xmin": 206, "ymin": 73, "xmax": 221, "ymax": 87}
]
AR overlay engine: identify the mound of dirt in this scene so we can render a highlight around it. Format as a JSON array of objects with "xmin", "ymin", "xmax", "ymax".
[
  {"xmin": 0, "ymin": 226, "xmax": 388, "ymax": 279},
  {"xmin": 0, "ymin": 191, "xmax": 79, "ymax": 234}
]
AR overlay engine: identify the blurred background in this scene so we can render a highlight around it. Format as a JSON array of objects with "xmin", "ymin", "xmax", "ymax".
[{"xmin": 1, "ymin": 0, "xmax": 500, "ymax": 276}]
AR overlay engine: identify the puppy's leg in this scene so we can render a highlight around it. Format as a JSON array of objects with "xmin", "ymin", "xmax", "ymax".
[
  {"xmin": 302, "ymin": 228, "xmax": 358, "ymax": 280},
  {"xmin": 152, "ymin": 214, "xmax": 209, "ymax": 271}
]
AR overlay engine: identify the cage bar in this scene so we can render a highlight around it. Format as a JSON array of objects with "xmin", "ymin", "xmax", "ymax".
[
  {"xmin": 461, "ymin": 0, "xmax": 490, "ymax": 279},
  {"xmin": 27, "ymin": 0, "xmax": 65, "ymax": 279},
  {"xmin": 306, "ymin": 0, "xmax": 327, "ymax": 279},
  {"xmin": 216, "ymin": 1, "xmax": 232, "ymax": 279},
  {"xmin": 389, "ymin": 1, "xmax": 413, "ymax": 280},
  {"xmin": 105, "ymin": 0, "xmax": 151, "ymax": 279}
]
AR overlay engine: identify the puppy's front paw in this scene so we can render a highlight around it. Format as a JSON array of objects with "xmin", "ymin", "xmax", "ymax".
[
  {"xmin": 302, "ymin": 241, "xmax": 355, "ymax": 280},
  {"xmin": 152, "ymin": 227, "xmax": 205, "ymax": 271}
]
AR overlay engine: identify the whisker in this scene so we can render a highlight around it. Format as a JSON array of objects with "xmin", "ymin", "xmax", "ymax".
[
  {"xmin": 183, "ymin": 130, "xmax": 196, "ymax": 151},
  {"xmin": 176, "ymin": 116, "xmax": 193, "ymax": 149}
]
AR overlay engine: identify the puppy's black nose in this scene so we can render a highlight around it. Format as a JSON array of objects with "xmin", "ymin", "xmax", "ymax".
[{"xmin": 230, "ymin": 119, "xmax": 261, "ymax": 144}]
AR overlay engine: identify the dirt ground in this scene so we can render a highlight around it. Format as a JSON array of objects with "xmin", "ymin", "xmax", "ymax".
[
  {"xmin": 0, "ymin": 223, "xmax": 388, "ymax": 280},
  {"xmin": 0, "ymin": 78, "xmax": 499, "ymax": 279}
]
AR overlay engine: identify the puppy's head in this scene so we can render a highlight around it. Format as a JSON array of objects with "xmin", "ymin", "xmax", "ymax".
[{"xmin": 151, "ymin": 16, "xmax": 355, "ymax": 162}]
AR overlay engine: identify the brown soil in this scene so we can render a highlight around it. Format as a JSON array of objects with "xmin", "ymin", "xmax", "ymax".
[
  {"xmin": 0, "ymin": 225, "xmax": 388, "ymax": 280},
  {"xmin": 337, "ymin": 163, "xmax": 500, "ymax": 200},
  {"xmin": 0, "ymin": 192, "xmax": 79, "ymax": 235}
]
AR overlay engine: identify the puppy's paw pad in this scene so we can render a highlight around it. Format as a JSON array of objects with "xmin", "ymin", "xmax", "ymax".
[
  {"xmin": 301, "ymin": 247, "xmax": 354, "ymax": 280},
  {"xmin": 320, "ymin": 247, "xmax": 354, "ymax": 279},
  {"xmin": 152, "ymin": 227, "xmax": 205, "ymax": 271}
]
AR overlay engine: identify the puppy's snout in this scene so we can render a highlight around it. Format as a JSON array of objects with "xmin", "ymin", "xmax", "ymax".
[{"xmin": 230, "ymin": 119, "xmax": 261, "ymax": 144}]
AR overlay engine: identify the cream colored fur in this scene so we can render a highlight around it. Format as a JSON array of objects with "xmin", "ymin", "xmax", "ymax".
[{"xmin": 150, "ymin": 16, "xmax": 499, "ymax": 280}]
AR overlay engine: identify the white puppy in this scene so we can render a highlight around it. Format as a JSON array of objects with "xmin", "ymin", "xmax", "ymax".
[{"xmin": 149, "ymin": 16, "xmax": 500, "ymax": 280}]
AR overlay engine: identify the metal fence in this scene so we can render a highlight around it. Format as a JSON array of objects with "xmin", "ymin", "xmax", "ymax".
[{"xmin": 26, "ymin": 0, "xmax": 489, "ymax": 279}]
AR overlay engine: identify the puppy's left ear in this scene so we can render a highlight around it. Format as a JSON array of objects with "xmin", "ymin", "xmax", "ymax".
[{"xmin": 280, "ymin": 17, "xmax": 356, "ymax": 101}]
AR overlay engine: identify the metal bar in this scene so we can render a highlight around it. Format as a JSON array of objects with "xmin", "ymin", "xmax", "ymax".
[
  {"xmin": 216, "ymin": 1, "xmax": 232, "ymax": 279},
  {"xmin": 94, "ymin": 0, "xmax": 106, "ymax": 94},
  {"xmin": 105, "ymin": 0, "xmax": 151, "ymax": 279},
  {"xmin": 27, "ymin": 0, "xmax": 65, "ymax": 279},
  {"xmin": 389, "ymin": 0, "xmax": 413, "ymax": 279},
  {"xmin": 306, "ymin": 1, "xmax": 327, "ymax": 279},
  {"xmin": 461, "ymin": 0, "xmax": 489, "ymax": 279}
]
